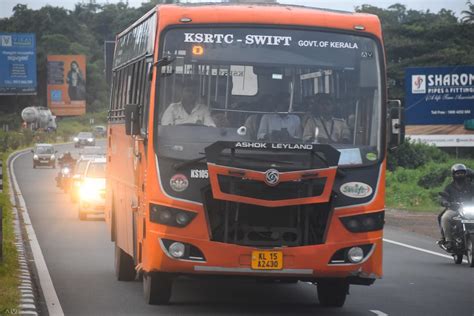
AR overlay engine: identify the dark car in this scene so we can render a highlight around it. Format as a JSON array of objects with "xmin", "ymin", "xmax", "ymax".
[
  {"xmin": 32, "ymin": 143, "xmax": 57, "ymax": 168},
  {"xmin": 74, "ymin": 132, "xmax": 95, "ymax": 148},
  {"xmin": 93, "ymin": 125, "xmax": 107, "ymax": 138}
]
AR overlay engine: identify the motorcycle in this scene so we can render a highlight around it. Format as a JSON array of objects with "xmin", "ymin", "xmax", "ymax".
[
  {"xmin": 56, "ymin": 163, "xmax": 73, "ymax": 192},
  {"xmin": 438, "ymin": 192, "xmax": 474, "ymax": 267}
]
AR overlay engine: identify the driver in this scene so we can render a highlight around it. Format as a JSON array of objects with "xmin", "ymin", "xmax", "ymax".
[
  {"xmin": 257, "ymin": 93, "xmax": 302, "ymax": 140},
  {"xmin": 161, "ymin": 83, "xmax": 216, "ymax": 127},
  {"xmin": 438, "ymin": 164, "xmax": 474, "ymax": 250}
]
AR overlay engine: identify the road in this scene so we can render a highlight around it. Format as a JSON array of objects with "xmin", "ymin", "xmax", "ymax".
[{"xmin": 13, "ymin": 144, "xmax": 474, "ymax": 316}]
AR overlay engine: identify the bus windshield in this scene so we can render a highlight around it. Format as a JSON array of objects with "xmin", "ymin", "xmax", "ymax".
[{"xmin": 156, "ymin": 27, "xmax": 382, "ymax": 166}]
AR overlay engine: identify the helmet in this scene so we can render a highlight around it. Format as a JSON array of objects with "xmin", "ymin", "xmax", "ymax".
[{"xmin": 451, "ymin": 164, "xmax": 467, "ymax": 183}]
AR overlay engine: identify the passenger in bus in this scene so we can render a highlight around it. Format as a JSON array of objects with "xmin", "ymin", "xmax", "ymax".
[
  {"xmin": 302, "ymin": 93, "xmax": 351, "ymax": 143},
  {"xmin": 257, "ymin": 93, "xmax": 302, "ymax": 141},
  {"xmin": 161, "ymin": 84, "xmax": 216, "ymax": 127}
]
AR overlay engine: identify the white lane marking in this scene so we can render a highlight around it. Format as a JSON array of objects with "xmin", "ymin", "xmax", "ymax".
[
  {"xmin": 10, "ymin": 151, "xmax": 65, "ymax": 316},
  {"xmin": 370, "ymin": 310, "xmax": 388, "ymax": 316},
  {"xmin": 384, "ymin": 238, "xmax": 468, "ymax": 264}
]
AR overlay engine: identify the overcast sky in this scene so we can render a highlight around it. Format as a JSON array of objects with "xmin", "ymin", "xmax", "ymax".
[{"xmin": 0, "ymin": 0, "xmax": 469, "ymax": 19}]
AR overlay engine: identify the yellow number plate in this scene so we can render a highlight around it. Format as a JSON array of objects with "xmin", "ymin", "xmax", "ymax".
[{"xmin": 251, "ymin": 251, "xmax": 283, "ymax": 270}]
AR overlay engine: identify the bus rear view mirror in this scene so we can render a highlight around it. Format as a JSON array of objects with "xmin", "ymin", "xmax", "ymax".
[
  {"xmin": 387, "ymin": 99, "xmax": 405, "ymax": 150},
  {"xmin": 125, "ymin": 104, "xmax": 140, "ymax": 136}
]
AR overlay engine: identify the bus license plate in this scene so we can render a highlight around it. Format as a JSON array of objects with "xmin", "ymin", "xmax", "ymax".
[{"xmin": 251, "ymin": 251, "xmax": 283, "ymax": 270}]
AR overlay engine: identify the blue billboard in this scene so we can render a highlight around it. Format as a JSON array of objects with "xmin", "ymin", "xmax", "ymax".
[
  {"xmin": 0, "ymin": 33, "xmax": 37, "ymax": 95},
  {"xmin": 405, "ymin": 66, "xmax": 474, "ymax": 125},
  {"xmin": 405, "ymin": 66, "xmax": 474, "ymax": 147}
]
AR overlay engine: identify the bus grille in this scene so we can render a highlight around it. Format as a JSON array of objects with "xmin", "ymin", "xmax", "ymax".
[{"xmin": 203, "ymin": 188, "xmax": 331, "ymax": 247}]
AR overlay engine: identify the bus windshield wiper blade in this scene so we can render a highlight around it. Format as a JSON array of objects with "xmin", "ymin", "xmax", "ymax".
[{"xmin": 172, "ymin": 154, "xmax": 206, "ymax": 170}]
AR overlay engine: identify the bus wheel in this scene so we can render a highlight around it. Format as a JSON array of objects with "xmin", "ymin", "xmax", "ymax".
[
  {"xmin": 317, "ymin": 279, "xmax": 348, "ymax": 307},
  {"xmin": 143, "ymin": 272, "xmax": 172, "ymax": 305},
  {"xmin": 114, "ymin": 245, "xmax": 136, "ymax": 281}
]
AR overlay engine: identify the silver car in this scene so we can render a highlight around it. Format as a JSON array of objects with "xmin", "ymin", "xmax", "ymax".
[{"xmin": 32, "ymin": 143, "xmax": 57, "ymax": 168}]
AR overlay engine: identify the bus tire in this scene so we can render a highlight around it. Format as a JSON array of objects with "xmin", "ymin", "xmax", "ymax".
[
  {"xmin": 143, "ymin": 272, "xmax": 172, "ymax": 305},
  {"xmin": 317, "ymin": 279, "xmax": 348, "ymax": 307},
  {"xmin": 115, "ymin": 245, "xmax": 136, "ymax": 281}
]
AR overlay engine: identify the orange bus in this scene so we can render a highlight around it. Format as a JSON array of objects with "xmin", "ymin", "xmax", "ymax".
[{"xmin": 107, "ymin": 3, "xmax": 401, "ymax": 307}]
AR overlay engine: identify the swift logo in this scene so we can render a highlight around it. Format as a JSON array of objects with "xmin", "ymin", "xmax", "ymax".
[{"xmin": 264, "ymin": 169, "xmax": 280, "ymax": 186}]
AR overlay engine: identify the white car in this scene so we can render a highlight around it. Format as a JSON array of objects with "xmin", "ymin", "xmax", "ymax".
[{"xmin": 78, "ymin": 157, "xmax": 106, "ymax": 220}]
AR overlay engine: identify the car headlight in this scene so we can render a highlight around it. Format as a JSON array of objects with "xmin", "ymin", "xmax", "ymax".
[
  {"xmin": 87, "ymin": 138, "xmax": 94, "ymax": 142},
  {"xmin": 74, "ymin": 137, "xmax": 79, "ymax": 142},
  {"xmin": 33, "ymin": 154, "xmax": 39, "ymax": 160},
  {"xmin": 62, "ymin": 168, "xmax": 70, "ymax": 175},
  {"xmin": 51, "ymin": 154, "xmax": 55, "ymax": 160},
  {"xmin": 79, "ymin": 180, "xmax": 105, "ymax": 200}
]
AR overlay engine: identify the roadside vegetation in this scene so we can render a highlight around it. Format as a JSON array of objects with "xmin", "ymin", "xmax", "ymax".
[
  {"xmin": 386, "ymin": 141, "xmax": 474, "ymax": 212},
  {"xmin": 0, "ymin": 151, "xmax": 19, "ymax": 313}
]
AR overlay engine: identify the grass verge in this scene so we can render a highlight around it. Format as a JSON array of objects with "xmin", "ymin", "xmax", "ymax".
[
  {"xmin": 0, "ymin": 151, "xmax": 19, "ymax": 313},
  {"xmin": 386, "ymin": 158, "xmax": 474, "ymax": 212}
]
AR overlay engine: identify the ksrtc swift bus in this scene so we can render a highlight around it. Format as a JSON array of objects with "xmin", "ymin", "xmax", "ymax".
[{"xmin": 106, "ymin": 3, "xmax": 402, "ymax": 307}]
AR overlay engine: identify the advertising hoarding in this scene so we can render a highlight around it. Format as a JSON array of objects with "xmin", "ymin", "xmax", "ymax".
[
  {"xmin": 405, "ymin": 66, "xmax": 474, "ymax": 147},
  {"xmin": 47, "ymin": 55, "xmax": 86, "ymax": 116},
  {"xmin": 0, "ymin": 33, "xmax": 37, "ymax": 95}
]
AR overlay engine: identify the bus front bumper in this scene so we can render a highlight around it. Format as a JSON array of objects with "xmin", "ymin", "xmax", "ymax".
[{"xmin": 143, "ymin": 231, "xmax": 383, "ymax": 282}]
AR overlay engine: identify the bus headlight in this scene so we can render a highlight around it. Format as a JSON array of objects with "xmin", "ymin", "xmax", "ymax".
[
  {"xmin": 340, "ymin": 211, "xmax": 385, "ymax": 233},
  {"xmin": 347, "ymin": 247, "xmax": 364, "ymax": 263},
  {"xmin": 150, "ymin": 204, "xmax": 197, "ymax": 227},
  {"xmin": 169, "ymin": 242, "xmax": 185, "ymax": 258}
]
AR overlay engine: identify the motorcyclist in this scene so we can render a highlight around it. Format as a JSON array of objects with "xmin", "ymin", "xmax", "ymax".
[
  {"xmin": 438, "ymin": 164, "xmax": 474, "ymax": 250},
  {"xmin": 59, "ymin": 151, "xmax": 76, "ymax": 168}
]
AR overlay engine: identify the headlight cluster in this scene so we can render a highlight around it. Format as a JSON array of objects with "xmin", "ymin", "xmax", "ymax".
[
  {"xmin": 339, "ymin": 211, "xmax": 385, "ymax": 233},
  {"xmin": 33, "ymin": 154, "xmax": 39, "ymax": 160},
  {"xmin": 73, "ymin": 137, "xmax": 79, "ymax": 142},
  {"xmin": 149, "ymin": 204, "xmax": 197, "ymax": 227},
  {"xmin": 79, "ymin": 179, "xmax": 105, "ymax": 200},
  {"xmin": 87, "ymin": 138, "xmax": 94, "ymax": 142}
]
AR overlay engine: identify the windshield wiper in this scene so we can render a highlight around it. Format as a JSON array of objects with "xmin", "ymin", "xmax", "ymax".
[{"xmin": 172, "ymin": 153, "xmax": 206, "ymax": 170}]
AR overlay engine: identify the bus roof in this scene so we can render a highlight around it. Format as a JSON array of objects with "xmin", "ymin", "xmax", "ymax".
[
  {"xmin": 154, "ymin": 3, "xmax": 382, "ymax": 38},
  {"xmin": 117, "ymin": 3, "xmax": 382, "ymax": 40}
]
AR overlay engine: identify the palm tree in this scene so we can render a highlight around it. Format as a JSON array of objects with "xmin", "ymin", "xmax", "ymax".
[{"xmin": 462, "ymin": 1, "xmax": 474, "ymax": 23}]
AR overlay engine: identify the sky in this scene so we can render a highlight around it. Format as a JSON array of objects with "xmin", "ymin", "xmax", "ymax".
[{"xmin": 0, "ymin": 0, "xmax": 469, "ymax": 19}]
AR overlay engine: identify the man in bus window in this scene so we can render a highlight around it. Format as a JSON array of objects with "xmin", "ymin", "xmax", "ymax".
[
  {"xmin": 302, "ymin": 93, "xmax": 351, "ymax": 143},
  {"xmin": 257, "ymin": 93, "xmax": 302, "ymax": 141},
  {"xmin": 161, "ymin": 84, "xmax": 216, "ymax": 127}
]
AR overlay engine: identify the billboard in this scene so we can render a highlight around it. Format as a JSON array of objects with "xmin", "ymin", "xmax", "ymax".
[
  {"xmin": 0, "ymin": 33, "xmax": 37, "ymax": 95},
  {"xmin": 47, "ymin": 55, "xmax": 86, "ymax": 116},
  {"xmin": 405, "ymin": 66, "xmax": 474, "ymax": 147}
]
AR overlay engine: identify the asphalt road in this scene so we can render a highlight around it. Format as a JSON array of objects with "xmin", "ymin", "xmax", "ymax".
[{"xmin": 13, "ymin": 143, "xmax": 474, "ymax": 316}]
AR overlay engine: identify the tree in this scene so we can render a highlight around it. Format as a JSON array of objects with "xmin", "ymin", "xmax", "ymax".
[{"xmin": 462, "ymin": 1, "xmax": 474, "ymax": 23}]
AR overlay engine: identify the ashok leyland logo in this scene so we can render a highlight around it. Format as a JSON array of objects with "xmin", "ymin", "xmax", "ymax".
[
  {"xmin": 264, "ymin": 169, "xmax": 280, "ymax": 186},
  {"xmin": 412, "ymin": 75, "xmax": 426, "ymax": 94}
]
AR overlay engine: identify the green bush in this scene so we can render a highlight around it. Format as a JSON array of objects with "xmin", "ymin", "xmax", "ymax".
[
  {"xmin": 417, "ymin": 165, "xmax": 450, "ymax": 189},
  {"xmin": 387, "ymin": 140, "xmax": 449, "ymax": 171}
]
